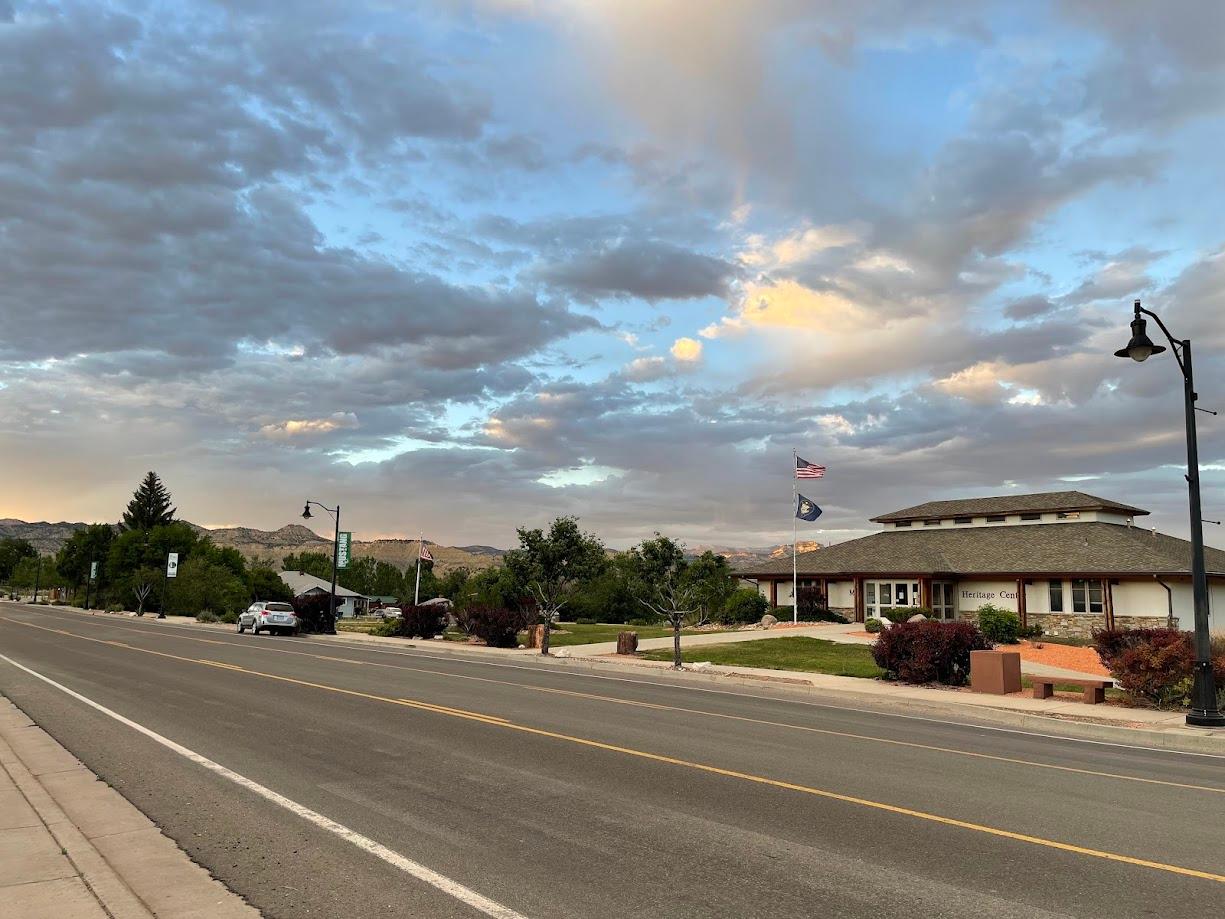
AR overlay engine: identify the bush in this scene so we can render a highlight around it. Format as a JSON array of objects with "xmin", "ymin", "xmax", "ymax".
[
  {"xmin": 455, "ymin": 604, "xmax": 531, "ymax": 648},
  {"xmin": 196, "ymin": 610, "xmax": 220, "ymax": 623},
  {"xmin": 795, "ymin": 586, "xmax": 849, "ymax": 623},
  {"xmin": 291, "ymin": 593, "xmax": 337, "ymax": 634},
  {"xmin": 880, "ymin": 607, "xmax": 930, "ymax": 625},
  {"xmin": 626, "ymin": 616, "xmax": 659, "ymax": 627},
  {"xmin": 387, "ymin": 604, "xmax": 447, "ymax": 639},
  {"xmin": 865, "ymin": 617, "xmax": 883, "ymax": 634},
  {"xmin": 1091, "ymin": 627, "xmax": 1225, "ymax": 707},
  {"xmin": 220, "ymin": 610, "xmax": 238, "ymax": 624},
  {"xmin": 1018, "ymin": 624, "xmax": 1044, "ymax": 640},
  {"xmin": 977, "ymin": 604, "xmax": 1020, "ymax": 644},
  {"xmin": 768, "ymin": 606, "xmax": 793, "ymax": 619},
  {"xmin": 872, "ymin": 620, "xmax": 992, "ymax": 685},
  {"xmin": 717, "ymin": 588, "xmax": 768, "ymax": 624},
  {"xmin": 575, "ymin": 616, "xmax": 599, "ymax": 625}
]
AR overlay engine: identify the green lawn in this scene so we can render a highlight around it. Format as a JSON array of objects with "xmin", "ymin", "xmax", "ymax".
[{"xmin": 644, "ymin": 636, "xmax": 883, "ymax": 678}]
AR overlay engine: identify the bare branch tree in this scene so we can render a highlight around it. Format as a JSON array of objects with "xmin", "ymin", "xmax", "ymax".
[{"xmin": 132, "ymin": 581, "xmax": 153, "ymax": 615}]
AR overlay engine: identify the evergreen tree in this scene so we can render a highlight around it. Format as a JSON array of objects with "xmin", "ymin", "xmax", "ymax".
[{"xmin": 120, "ymin": 471, "xmax": 177, "ymax": 531}]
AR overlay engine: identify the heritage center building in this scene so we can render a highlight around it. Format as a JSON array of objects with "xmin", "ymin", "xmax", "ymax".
[{"xmin": 738, "ymin": 491, "xmax": 1225, "ymax": 637}]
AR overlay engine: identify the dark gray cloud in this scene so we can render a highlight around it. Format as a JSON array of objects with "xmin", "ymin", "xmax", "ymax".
[{"xmin": 532, "ymin": 240, "xmax": 736, "ymax": 302}]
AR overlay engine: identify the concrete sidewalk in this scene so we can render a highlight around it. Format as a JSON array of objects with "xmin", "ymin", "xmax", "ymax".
[{"xmin": 0, "ymin": 695, "xmax": 257, "ymax": 919}]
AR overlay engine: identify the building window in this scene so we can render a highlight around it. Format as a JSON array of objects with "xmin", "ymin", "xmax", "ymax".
[
  {"xmin": 986, "ymin": 515, "xmax": 1006, "ymax": 523},
  {"xmin": 1056, "ymin": 511, "xmax": 1081, "ymax": 520},
  {"xmin": 894, "ymin": 520, "xmax": 912, "ymax": 527},
  {"xmin": 1071, "ymin": 579, "xmax": 1104, "ymax": 614},
  {"xmin": 866, "ymin": 582, "xmax": 876, "ymax": 606},
  {"xmin": 953, "ymin": 517, "xmax": 972, "ymax": 525},
  {"xmin": 923, "ymin": 519, "xmax": 941, "ymax": 526},
  {"xmin": 894, "ymin": 582, "xmax": 908, "ymax": 605},
  {"xmin": 1020, "ymin": 513, "xmax": 1041, "ymax": 521},
  {"xmin": 1048, "ymin": 580, "xmax": 1064, "ymax": 613}
]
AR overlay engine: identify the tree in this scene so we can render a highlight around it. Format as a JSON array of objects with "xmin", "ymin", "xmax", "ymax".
[
  {"xmin": 128, "ymin": 566, "xmax": 160, "ymax": 615},
  {"xmin": 631, "ymin": 534, "xmax": 698, "ymax": 669},
  {"xmin": 104, "ymin": 522, "xmax": 203, "ymax": 611},
  {"xmin": 11, "ymin": 555, "xmax": 59, "ymax": 595},
  {"xmin": 55, "ymin": 524, "xmax": 115, "ymax": 596},
  {"xmin": 338, "ymin": 555, "xmax": 377, "ymax": 595},
  {"xmin": 0, "ymin": 538, "xmax": 37, "ymax": 582},
  {"xmin": 246, "ymin": 561, "xmax": 293, "ymax": 604},
  {"xmin": 504, "ymin": 517, "xmax": 607, "ymax": 655},
  {"xmin": 371, "ymin": 560, "xmax": 408, "ymax": 599},
  {"xmin": 120, "ymin": 471, "xmax": 177, "ymax": 531},
  {"xmin": 172, "ymin": 557, "xmax": 250, "ymax": 621},
  {"xmin": 281, "ymin": 551, "xmax": 333, "ymax": 581},
  {"xmin": 681, "ymin": 551, "xmax": 735, "ymax": 625}
]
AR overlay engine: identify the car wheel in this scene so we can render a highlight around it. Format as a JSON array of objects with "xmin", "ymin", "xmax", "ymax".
[
  {"xmin": 251, "ymin": 623, "xmax": 260, "ymax": 636},
  {"xmin": 237, "ymin": 622, "xmax": 245, "ymax": 633}
]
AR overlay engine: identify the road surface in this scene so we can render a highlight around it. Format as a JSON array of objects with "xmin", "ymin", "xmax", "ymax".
[{"xmin": 1, "ymin": 603, "xmax": 1222, "ymax": 918}]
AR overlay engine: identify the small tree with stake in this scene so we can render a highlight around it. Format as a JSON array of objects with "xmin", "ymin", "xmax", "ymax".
[
  {"xmin": 504, "ymin": 516, "xmax": 607, "ymax": 655},
  {"xmin": 631, "ymin": 534, "xmax": 698, "ymax": 670}
]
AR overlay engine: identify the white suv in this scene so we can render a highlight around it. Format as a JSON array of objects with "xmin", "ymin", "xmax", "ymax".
[{"xmin": 238, "ymin": 601, "xmax": 300, "ymax": 636}]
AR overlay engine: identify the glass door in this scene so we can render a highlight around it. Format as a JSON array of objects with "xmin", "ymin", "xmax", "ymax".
[{"xmin": 931, "ymin": 582, "xmax": 955, "ymax": 619}]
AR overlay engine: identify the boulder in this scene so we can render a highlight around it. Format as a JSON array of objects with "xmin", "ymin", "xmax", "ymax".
[
  {"xmin": 760, "ymin": 613, "xmax": 779, "ymax": 629},
  {"xmin": 907, "ymin": 613, "xmax": 928, "ymax": 623}
]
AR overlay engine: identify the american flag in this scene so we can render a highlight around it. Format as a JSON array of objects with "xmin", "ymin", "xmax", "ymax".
[
  {"xmin": 795, "ymin": 456, "xmax": 826, "ymax": 479},
  {"xmin": 419, "ymin": 543, "xmax": 433, "ymax": 563}
]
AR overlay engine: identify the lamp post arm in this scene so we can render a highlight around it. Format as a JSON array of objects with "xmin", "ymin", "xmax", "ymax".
[{"xmin": 1136, "ymin": 305, "xmax": 1188, "ymax": 377}]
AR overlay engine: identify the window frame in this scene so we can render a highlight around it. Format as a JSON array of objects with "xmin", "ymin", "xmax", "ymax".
[{"xmin": 1048, "ymin": 579, "xmax": 1064, "ymax": 613}]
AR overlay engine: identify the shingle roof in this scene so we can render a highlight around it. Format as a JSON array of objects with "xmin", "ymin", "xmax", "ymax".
[
  {"xmin": 869, "ymin": 491, "xmax": 1148, "ymax": 523},
  {"xmin": 737, "ymin": 522, "xmax": 1225, "ymax": 578},
  {"xmin": 279, "ymin": 570, "xmax": 367, "ymax": 598}
]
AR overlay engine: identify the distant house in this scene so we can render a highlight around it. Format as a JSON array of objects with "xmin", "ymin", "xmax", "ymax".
[{"xmin": 278, "ymin": 570, "xmax": 369, "ymax": 619}]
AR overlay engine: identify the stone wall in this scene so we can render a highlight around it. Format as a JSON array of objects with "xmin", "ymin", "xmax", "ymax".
[{"xmin": 959, "ymin": 609, "xmax": 1177, "ymax": 639}]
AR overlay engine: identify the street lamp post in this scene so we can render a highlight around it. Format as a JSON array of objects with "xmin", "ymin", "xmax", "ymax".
[
  {"xmin": 302, "ymin": 501, "xmax": 340, "ymax": 634},
  {"xmin": 1115, "ymin": 299, "xmax": 1224, "ymax": 728}
]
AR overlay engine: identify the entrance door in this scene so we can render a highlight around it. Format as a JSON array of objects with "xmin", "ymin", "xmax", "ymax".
[{"xmin": 931, "ymin": 582, "xmax": 955, "ymax": 619}]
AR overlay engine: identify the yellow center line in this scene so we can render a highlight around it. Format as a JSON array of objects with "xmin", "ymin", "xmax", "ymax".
[
  {"xmin": 20, "ymin": 612, "xmax": 1222, "ymax": 797},
  {"xmin": 3, "ymin": 615, "xmax": 1224, "ymax": 884}
]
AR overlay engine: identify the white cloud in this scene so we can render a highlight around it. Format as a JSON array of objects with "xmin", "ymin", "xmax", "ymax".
[
  {"xmin": 670, "ymin": 337, "xmax": 703, "ymax": 363},
  {"xmin": 259, "ymin": 413, "xmax": 359, "ymax": 440}
]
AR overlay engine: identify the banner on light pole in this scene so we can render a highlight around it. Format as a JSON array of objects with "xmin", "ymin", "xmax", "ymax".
[
  {"xmin": 89, "ymin": 561, "xmax": 98, "ymax": 581},
  {"xmin": 336, "ymin": 532, "xmax": 352, "ymax": 569},
  {"xmin": 166, "ymin": 553, "xmax": 179, "ymax": 578}
]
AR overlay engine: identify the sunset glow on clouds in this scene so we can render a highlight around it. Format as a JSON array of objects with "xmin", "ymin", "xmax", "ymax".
[{"xmin": 1, "ymin": 1, "xmax": 1223, "ymax": 546}]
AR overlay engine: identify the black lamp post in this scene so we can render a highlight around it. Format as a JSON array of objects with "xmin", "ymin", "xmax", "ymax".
[
  {"xmin": 303, "ymin": 500, "xmax": 340, "ymax": 634},
  {"xmin": 1115, "ymin": 299, "xmax": 1224, "ymax": 728}
]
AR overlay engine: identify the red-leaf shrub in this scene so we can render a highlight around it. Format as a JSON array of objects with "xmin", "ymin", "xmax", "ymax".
[
  {"xmin": 872, "ymin": 620, "xmax": 991, "ymax": 685},
  {"xmin": 454, "ymin": 604, "xmax": 530, "ymax": 648},
  {"xmin": 1092, "ymin": 627, "xmax": 1204, "ymax": 707},
  {"xmin": 290, "ymin": 593, "xmax": 337, "ymax": 634},
  {"xmin": 387, "ymin": 603, "xmax": 447, "ymax": 639}
]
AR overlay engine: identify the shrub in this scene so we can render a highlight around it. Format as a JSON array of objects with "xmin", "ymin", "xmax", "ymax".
[
  {"xmin": 880, "ymin": 606, "xmax": 931, "ymax": 624},
  {"xmin": 626, "ymin": 616, "xmax": 658, "ymax": 627},
  {"xmin": 388, "ymin": 604, "xmax": 447, "ymax": 639},
  {"xmin": 795, "ymin": 586, "xmax": 849, "ymax": 623},
  {"xmin": 220, "ymin": 610, "xmax": 238, "ymax": 624},
  {"xmin": 717, "ymin": 588, "xmax": 768, "ymax": 624},
  {"xmin": 977, "ymin": 604, "xmax": 1020, "ymax": 644},
  {"xmin": 455, "ymin": 604, "xmax": 531, "ymax": 648},
  {"xmin": 196, "ymin": 610, "xmax": 220, "ymax": 623},
  {"xmin": 864, "ymin": 617, "xmax": 883, "ymax": 634},
  {"xmin": 575, "ymin": 616, "xmax": 599, "ymax": 625},
  {"xmin": 768, "ymin": 606, "xmax": 793, "ymax": 619},
  {"xmin": 1091, "ymin": 627, "xmax": 1208, "ymax": 707},
  {"xmin": 291, "ymin": 593, "xmax": 337, "ymax": 634},
  {"xmin": 872, "ymin": 620, "xmax": 991, "ymax": 685},
  {"xmin": 1018, "ymin": 624, "xmax": 1044, "ymax": 640}
]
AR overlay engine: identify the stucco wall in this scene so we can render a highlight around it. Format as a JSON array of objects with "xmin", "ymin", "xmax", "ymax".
[{"xmin": 955, "ymin": 580, "xmax": 1020, "ymax": 614}]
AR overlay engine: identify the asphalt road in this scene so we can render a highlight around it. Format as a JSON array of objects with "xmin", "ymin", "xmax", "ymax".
[{"xmin": 1, "ymin": 603, "xmax": 1223, "ymax": 919}]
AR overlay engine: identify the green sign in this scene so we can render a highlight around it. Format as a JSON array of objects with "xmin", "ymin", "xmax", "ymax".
[{"xmin": 336, "ymin": 531, "xmax": 352, "ymax": 569}]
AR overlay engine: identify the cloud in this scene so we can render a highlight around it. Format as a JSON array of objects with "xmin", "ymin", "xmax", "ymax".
[
  {"xmin": 532, "ymin": 240, "xmax": 735, "ymax": 301},
  {"xmin": 622, "ymin": 356, "xmax": 670, "ymax": 382},
  {"xmin": 260, "ymin": 413, "xmax": 360, "ymax": 441},
  {"xmin": 669, "ymin": 337, "xmax": 703, "ymax": 363}
]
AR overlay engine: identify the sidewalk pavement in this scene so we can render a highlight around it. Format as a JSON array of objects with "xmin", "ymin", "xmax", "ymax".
[{"xmin": 0, "ymin": 695, "xmax": 258, "ymax": 919}]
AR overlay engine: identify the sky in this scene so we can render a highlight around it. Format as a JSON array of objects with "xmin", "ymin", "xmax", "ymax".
[{"xmin": 1, "ymin": 0, "xmax": 1224, "ymax": 550}]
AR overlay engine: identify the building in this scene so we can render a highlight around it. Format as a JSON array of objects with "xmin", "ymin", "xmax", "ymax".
[
  {"xmin": 278, "ymin": 570, "xmax": 369, "ymax": 619},
  {"xmin": 737, "ymin": 491, "xmax": 1225, "ymax": 637}
]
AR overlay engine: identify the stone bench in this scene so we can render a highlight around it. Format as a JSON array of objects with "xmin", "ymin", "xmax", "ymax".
[{"xmin": 1031, "ymin": 676, "xmax": 1112, "ymax": 704}]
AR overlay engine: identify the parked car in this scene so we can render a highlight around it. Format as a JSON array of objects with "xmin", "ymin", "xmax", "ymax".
[
  {"xmin": 374, "ymin": 606, "xmax": 402, "ymax": 620},
  {"xmin": 238, "ymin": 601, "xmax": 300, "ymax": 636}
]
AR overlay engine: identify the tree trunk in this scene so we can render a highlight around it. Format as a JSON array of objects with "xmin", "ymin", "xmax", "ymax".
[
  {"xmin": 540, "ymin": 611, "xmax": 551, "ymax": 655},
  {"xmin": 672, "ymin": 619, "xmax": 682, "ymax": 669}
]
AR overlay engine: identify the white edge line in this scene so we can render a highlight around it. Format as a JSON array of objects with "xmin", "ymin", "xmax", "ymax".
[
  {"xmin": 13, "ymin": 604, "xmax": 1225, "ymax": 760},
  {"xmin": 0, "ymin": 652, "xmax": 530, "ymax": 919}
]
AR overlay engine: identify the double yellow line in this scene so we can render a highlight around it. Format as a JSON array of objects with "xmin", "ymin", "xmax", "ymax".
[{"xmin": 5, "ymin": 614, "xmax": 1224, "ymax": 884}]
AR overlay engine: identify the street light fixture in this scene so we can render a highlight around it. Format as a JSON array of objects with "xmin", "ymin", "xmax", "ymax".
[
  {"xmin": 303, "ymin": 499, "xmax": 340, "ymax": 634},
  {"xmin": 1115, "ymin": 299, "xmax": 1223, "ymax": 728}
]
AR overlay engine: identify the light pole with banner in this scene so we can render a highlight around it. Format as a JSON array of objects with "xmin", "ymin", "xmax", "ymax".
[
  {"xmin": 302, "ymin": 501, "xmax": 343, "ymax": 633},
  {"xmin": 158, "ymin": 552, "xmax": 178, "ymax": 619},
  {"xmin": 85, "ymin": 560, "xmax": 98, "ymax": 610},
  {"xmin": 1114, "ymin": 298, "xmax": 1223, "ymax": 728}
]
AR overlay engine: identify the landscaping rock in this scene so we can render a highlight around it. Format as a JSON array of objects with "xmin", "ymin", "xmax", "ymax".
[
  {"xmin": 907, "ymin": 614, "xmax": 928, "ymax": 623},
  {"xmin": 760, "ymin": 614, "xmax": 778, "ymax": 629}
]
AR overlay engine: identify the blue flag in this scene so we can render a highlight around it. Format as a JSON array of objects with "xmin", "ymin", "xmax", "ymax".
[{"xmin": 796, "ymin": 493, "xmax": 822, "ymax": 521}]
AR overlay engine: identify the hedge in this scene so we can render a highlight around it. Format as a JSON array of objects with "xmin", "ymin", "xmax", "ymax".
[
  {"xmin": 872, "ymin": 620, "xmax": 991, "ymax": 685},
  {"xmin": 1093, "ymin": 627, "xmax": 1225, "ymax": 708}
]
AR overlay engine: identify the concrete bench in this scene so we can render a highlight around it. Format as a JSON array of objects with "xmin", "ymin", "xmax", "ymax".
[{"xmin": 1031, "ymin": 676, "xmax": 1113, "ymax": 704}]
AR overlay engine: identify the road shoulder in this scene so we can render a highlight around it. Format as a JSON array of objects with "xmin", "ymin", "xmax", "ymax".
[{"xmin": 0, "ymin": 693, "xmax": 258, "ymax": 919}]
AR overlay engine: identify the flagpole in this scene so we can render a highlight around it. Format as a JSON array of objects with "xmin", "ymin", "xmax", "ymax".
[
  {"xmin": 414, "ymin": 535, "xmax": 422, "ymax": 606},
  {"xmin": 792, "ymin": 448, "xmax": 798, "ymax": 624}
]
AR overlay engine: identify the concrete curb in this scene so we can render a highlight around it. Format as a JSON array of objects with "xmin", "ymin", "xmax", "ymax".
[{"xmin": 0, "ymin": 695, "xmax": 259, "ymax": 918}]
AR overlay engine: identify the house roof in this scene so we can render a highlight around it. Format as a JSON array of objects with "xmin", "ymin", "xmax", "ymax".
[
  {"xmin": 869, "ymin": 491, "xmax": 1148, "ymax": 523},
  {"xmin": 278, "ymin": 570, "xmax": 367, "ymax": 598},
  {"xmin": 737, "ymin": 522, "xmax": 1225, "ymax": 578}
]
